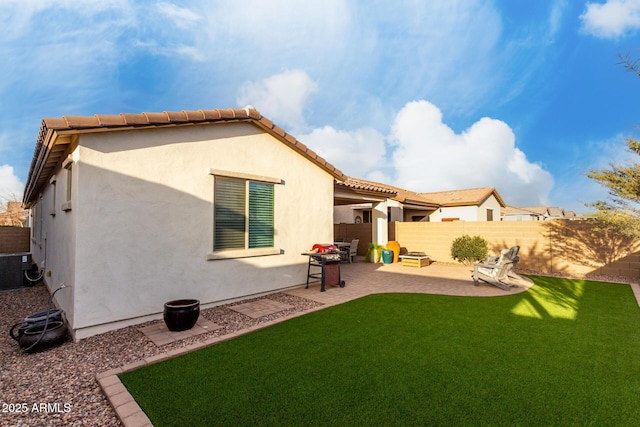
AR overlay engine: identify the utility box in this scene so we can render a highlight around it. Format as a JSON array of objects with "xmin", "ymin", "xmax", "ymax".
[{"xmin": 0, "ymin": 253, "xmax": 32, "ymax": 291}]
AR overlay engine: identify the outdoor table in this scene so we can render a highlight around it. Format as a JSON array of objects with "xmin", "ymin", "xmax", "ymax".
[{"xmin": 334, "ymin": 242, "xmax": 351, "ymax": 263}]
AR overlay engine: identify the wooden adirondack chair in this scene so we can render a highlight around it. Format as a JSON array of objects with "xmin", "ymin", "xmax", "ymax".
[{"xmin": 472, "ymin": 246, "xmax": 521, "ymax": 291}]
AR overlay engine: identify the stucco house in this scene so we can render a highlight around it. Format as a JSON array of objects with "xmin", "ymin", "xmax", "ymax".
[
  {"xmin": 334, "ymin": 178, "xmax": 505, "ymax": 223},
  {"xmin": 422, "ymin": 187, "xmax": 505, "ymax": 222},
  {"xmin": 507, "ymin": 206, "xmax": 583, "ymax": 221},
  {"xmin": 334, "ymin": 178, "xmax": 438, "ymax": 223},
  {"xmin": 501, "ymin": 206, "xmax": 545, "ymax": 221},
  {"xmin": 23, "ymin": 107, "xmax": 351, "ymax": 340}
]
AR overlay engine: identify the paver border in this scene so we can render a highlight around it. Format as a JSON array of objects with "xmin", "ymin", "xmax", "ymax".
[{"xmin": 96, "ymin": 302, "xmax": 329, "ymax": 426}]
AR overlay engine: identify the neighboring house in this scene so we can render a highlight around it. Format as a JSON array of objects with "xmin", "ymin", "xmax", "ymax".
[
  {"xmin": 334, "ymin": 179, "xmax": 505, "ymax": 223},
  {"xmin": 501, "ymin": 206, "xmax": 546, "ymax": 221},
  {"xmin": 422, "ymin": 187, "xmax": 506, "ymax": 222},
  {"xmin": 23, "ymin": 107, "xmax": 348, "ymax": 340},
  {"xmin": 504, "ymin": 206, "xmax": 584, "ymax": 221},
  {"xmin": 547, "ymin": 206, "xmax": 566, "ymax": 218},
  {"xmin": 519, "ymin": 206, "xmax": 552, "ymax": 220}
]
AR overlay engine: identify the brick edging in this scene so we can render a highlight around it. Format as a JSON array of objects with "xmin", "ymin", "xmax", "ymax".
[{"xmin": 95, "ymin": 304, "xmax": 329, "ymax": 426}]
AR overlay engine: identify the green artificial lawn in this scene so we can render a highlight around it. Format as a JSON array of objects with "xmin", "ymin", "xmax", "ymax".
[{"xmin": 119, "ymin": 276, "xmax": 640, "ymax": 426}]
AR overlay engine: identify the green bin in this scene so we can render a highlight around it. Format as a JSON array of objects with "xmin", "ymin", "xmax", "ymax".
[{"xmin": 382, "ymin": 249, "xmax": 393, "ymax": 264}]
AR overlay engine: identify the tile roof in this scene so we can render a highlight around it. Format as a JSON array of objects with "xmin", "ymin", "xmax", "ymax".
[
  {"xmin": 24, "ymin": 107, "xmax": 347, "ymax": 205},
  {"xmin": 338, "ymin": 178, "xmax": 398, "ymax": 195},
  {"xmin": 520, "ymin": 206, "xmax": 551, "ymax": 216},
  {"xmin": 340, "ymin": 178, "xmax": 438, "ymax": 207},
  {"xmin": 502, "ymin": 206, "xmax": 544, "ymax": 216},
  {"xmin": 419, "ymin": 187, "xmax": 506, "ymax": 207},
  {"xmin": 547, "ymin": 206, "xmax": 565, "ymax": 217}
]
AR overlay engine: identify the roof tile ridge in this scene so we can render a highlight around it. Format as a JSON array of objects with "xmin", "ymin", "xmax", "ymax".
[
  {"xmin": 141, "ymin": 111, "xmax": 171, "ymax": 124},
  {"xmin": 164, "ymin": 111, "xmax": 189, "ymax": 122},
  {"xmin": 95, "ymin": 114, "xmax": 126, "ymax": 127},
  {"xmin": 120, "ymin": 112, "xmax": 149, "ymax": 125}
]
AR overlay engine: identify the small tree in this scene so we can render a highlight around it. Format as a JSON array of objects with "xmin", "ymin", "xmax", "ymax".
[
  {"xmin": 450, "ymin": 235, "xmax": 488, "ymax": 265},
  {"xmin": 587, "ymin": 52, "xmax": 640, "ymax": 237},
  {"xmin": 585, "ymin": 138, "xmax": 640, "ymax": 237},
  {"xmin": 0, "ymin": 194, "xmax": 28, "ymax": 227}
]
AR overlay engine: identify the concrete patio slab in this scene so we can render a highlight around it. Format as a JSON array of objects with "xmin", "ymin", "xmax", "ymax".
[
  {"xmin": 138, "ymin": 317, "xmax": 223, "ymax": 347},
  {"xmin": 230, "ymin": 298, "xmax": 294, "ymax": 318},
  {"xmin": 285, "ymin": 261, "xmax": 533, "ymax": 304}
]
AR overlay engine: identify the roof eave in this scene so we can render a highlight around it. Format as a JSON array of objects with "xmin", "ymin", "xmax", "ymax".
[{"xmin": 23, "ymin": 108, "xmax": 348, "ymax": 206}]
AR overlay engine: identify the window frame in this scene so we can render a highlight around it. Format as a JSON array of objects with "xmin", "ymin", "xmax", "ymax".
[
  {"xmin": 49, "ymin": 175, "xmax": 57, "ymax": 216},
  {"xmin": 61, "ymin": 156, "xmax": 73, "ymax": 212},
  {"xmin": 207, "ymin": 169, "xmax": 282, "ymax": 260},
  {"xmin": 486, "ymin": 208, "xmax": 494, "ymax": 221}
]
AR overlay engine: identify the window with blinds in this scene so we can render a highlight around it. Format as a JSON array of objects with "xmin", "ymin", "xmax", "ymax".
[
  {"xmin": 214, "ymin": 177, "xmax": 274, "ymax": 250},
  {"xmin": 248, "ymin": 182, "xmax": 274, "ymax": 248}
]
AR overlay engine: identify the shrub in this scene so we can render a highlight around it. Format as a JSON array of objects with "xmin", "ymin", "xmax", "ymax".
[
  {"xmin": 365, "ymin": 243, "xmax": 385, "ymax": 263},
  {"xmin": 450, "ymin": 235, "xmax": 488, "ymax": 265}
]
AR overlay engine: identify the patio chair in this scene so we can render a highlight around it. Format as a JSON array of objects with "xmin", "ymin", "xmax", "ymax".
[
  {"xmin": 348, "ymin": 239, "xmax": 359, "ymax": 263},
  {"xmin": 472, "ymin": 246, "xmax": 521, "ymax": 291},
  {"xmin": 486, "ymin": 246, "xmax": 519, "ymax": 264}
]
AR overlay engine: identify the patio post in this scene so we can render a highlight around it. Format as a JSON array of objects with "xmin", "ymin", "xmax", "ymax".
[{"xmin": 371, "ymin": 200, "xmax": 388, "ymax": 247}]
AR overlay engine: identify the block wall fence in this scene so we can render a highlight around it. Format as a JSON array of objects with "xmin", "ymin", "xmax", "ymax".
[
  {"xmin": 0, "ymin": 227, "xmax": 30, "ymax": 254},
  {"xmin": 336, "ymin": 221, "xmax": 640, "ymax": 280}
]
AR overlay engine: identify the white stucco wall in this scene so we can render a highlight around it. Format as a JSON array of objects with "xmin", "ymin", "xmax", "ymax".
[
  {"xmin": 30, "ymin": 153, "xmax": 78, "ymax": 325},
  {"xmin": 334, "ymin": 201, "xmax": 403, "ymax": 224},
  {"xmin": 429, "ymin": 206, "xmax": 478, "ymax": 222},
  {"xmin": 55, "ymin": 122, "xmax": 334, "ymax": 338},
  {"xmin": 334, "ymin": 205, "xmax": 361, "ymax": 224},
  {"xmin": 478, "ymin": 196, "xmax": 502, "ymax": 221},
  {"xmin": 428, "ymin": 195, "xmax": 502, "ymax": 222},
  {"xmin": 503, "ymin": 214, "xmax": 537, "ymax": 221}
]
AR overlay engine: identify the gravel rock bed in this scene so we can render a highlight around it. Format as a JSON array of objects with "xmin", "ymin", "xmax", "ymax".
[{"xmin": 0, "ymin": 284, "xmax": 322, "ymax": 426}]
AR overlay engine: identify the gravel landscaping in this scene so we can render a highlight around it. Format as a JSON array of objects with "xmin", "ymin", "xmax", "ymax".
[{"xmin": 0, "ymin": 284, "xmax": 322, "ymax": 426}]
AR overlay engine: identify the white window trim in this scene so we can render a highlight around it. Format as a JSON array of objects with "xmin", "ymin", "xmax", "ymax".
[
  {"xmin": 63, "ymin": 156, "xmax": 73, "ymax": 211},
  {"xmin": 207, "ymin": 168, "xmax": 282, "ymax": 184},
  {"xmin": 208, "ymin": 169, "xmax": 282, "ymax": 260},
  {"xmin": 206, "ymin": 247, "xmax": 282, "ymax": 260},
  {"xmin": 49, "ymin": 175, "xmax": 57, "ymax": 216}
]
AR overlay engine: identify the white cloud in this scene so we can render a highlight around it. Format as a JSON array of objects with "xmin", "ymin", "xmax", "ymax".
[
  {"xmin": 580, "ymin": 0, "xmax": 640, "ymax": 39},
  {"xmin": 157, "ymin": 2, "xmax": 202, "ymax": 28},
  {"xmin": 299, "ymin": 126, "xmax": 386, "ymax": 179},
  {"xmin": 279, "ymin": 94, "xmax": 554, "ymax": 208},
  {"xmin": 389, "ymin": 101, "xmax": 554, "ymax": 206},
  {"xmin": 548, "ymin": 1, "xmax": 568, "ymax": 39},
  {"xmin": 0, "ymin": 165, "xmax": 24, "ymax": 202},
  {"xmin": 237, "ymin": 70, "xmax": 319, "ymax": 131}
]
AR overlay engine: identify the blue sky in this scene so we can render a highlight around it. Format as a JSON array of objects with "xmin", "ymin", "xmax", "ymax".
[{"xmin": 1, "ymin": 0, "xmax": 639, "ymax": 213}]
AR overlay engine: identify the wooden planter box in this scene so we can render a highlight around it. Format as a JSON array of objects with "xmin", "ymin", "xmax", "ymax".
[{"xmin": 399, "ymin": 254, "xmax": 431, "ymax": 268}]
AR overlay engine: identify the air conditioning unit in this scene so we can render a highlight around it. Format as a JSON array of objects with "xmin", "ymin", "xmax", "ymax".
[{"xmin": 0, "ymin": 253, "xmax": 32, "ymax": 291}]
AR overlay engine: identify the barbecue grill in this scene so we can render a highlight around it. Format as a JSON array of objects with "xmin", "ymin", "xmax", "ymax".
[{"xmin": 304, "ymin": 244, "xmax": 346, "ymax": 292}]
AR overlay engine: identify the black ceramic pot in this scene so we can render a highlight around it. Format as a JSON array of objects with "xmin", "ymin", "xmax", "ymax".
[
  {"xmin": 18, "ymin": 320, "xmax": 68, "ymax": 353},
  {"xmin": 163, "ymin": 299, "xmax": 200, "ymax": 331}
]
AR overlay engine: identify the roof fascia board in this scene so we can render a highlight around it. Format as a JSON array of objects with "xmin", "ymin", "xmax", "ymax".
[
  {"xmin": 402, "ymin": 198, "xmax": 439, "ymax": 208},
  {"xmin": 24, "ymin": 128, "xmax": 56, "ymax": 205},
  {"xmin": 334, "ymin": 190, "xmax": 388, "ymax": 203},
  {"xmin": 401, "ymin": 202, "xmax": 438, "ymax": 210},
  {"xmin": 23, "ymin": 109, "xmax": 348, "ymax": 205}
]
